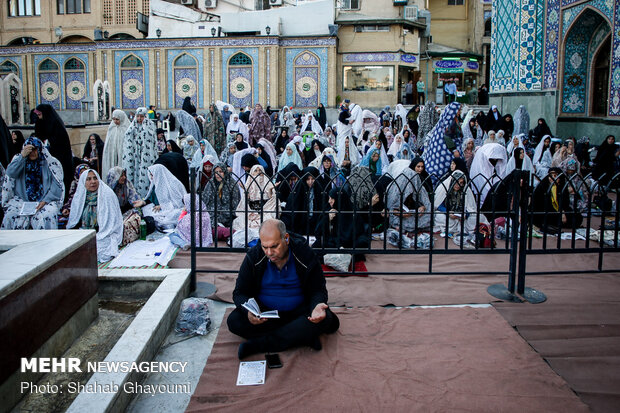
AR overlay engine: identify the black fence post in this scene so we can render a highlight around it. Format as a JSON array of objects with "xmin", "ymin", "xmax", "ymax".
[
  {"xmin": 487, "ymin": 170, "xmax": 523, "ymax": 303},
  {"xmin": 190, "ymin": 167, "xmax": 197, "ymax": 293},
  {"xmin": 517, "ymin": 170, "xmax": 546, "ymax": 304}
]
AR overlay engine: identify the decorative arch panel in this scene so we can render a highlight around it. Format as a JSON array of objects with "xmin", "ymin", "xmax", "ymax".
[
  {"xmin": 292, "ymin": 51, "xmax": 320, "ymax": 108},
  {"xmin": 167, "ymin": 49, "xmax": 203, "ymax": 109},
  {"xmin": 114, "ymin": 50, "xmax": 149, "ymax": 109},
  {"xmin": 37, "ymin": 58, "xmax": 61, "ymax": 109},
  {"xmin": 64, "ymin": 57, "xmax": 87, "ymax": 109},
  {"xmin": 222, "ymin": 48, "xmax": 259, "ymax": 110}
]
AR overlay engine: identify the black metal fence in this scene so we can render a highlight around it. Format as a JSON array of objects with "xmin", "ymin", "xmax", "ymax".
[{"xmin": 189, "ymin": 166, "xmax": 620, "ymax": 297}]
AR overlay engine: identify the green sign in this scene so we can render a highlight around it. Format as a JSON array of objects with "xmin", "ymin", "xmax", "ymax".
[
  {"xmin": 129, "ymin": 85, "xmax": 137, "ymax": 93},
  {"xmin": 182, "ymin": 84, "xmax": 190, "ymax": 92},
  {"xmin": 434, "ymin": 68, "xmax": 464, "ymax": 73},
  {"xmin": 302, "ymin": 83, "xmax": 311, "ymax": 92},
  {"xmin": 237, "ymin": 84, "xmax": 245, "ymax": 92},
  {"xmin": 46, "ymin": 87, "xmax": 54, "ymax": 95}
]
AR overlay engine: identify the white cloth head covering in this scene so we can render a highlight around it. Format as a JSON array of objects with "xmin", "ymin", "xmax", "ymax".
[
  {"xmin": 361, "ymin": 110, "xmax": 380, "ymax": 135},
  {"xmin": 310, "ymin": 147, "xmax": 337, "ymax": 169},
  {"xmin": 279, "ymin": 106, "xmax": 292, "ymax": 126},
  {"xmin": 191, "ymin": 139, "xmax": 219, "ymax": 169},
  {"xmin": 300, "ymin": 110, "xmax": 323, "ymax": 135},
  {"xmin": 469, "ymin": 142, "xmax": 508, "ymax": 205},
  {"xmin": 176, "ymin": 110, "xmax": 202, "ymax": 140},
  {"xmin": 387, "ymin": 134, "xmax": 404, "ymax": 156},
  {"xmin": 226, "ymin": 113, "xmax": 249, "ymax": 142},
  {"xmin": 336, "ymin": 134, "xmax": 361, "ymax": 167},
  {"xmin": 103, "ymin": 109, "xmax": 130, "ymax": 178},
  {"xmin": 505, "ymin": 149, "xmax": 534, "ymax": 175},
  {"xmin": 67, "ymin": 169, "xmax": 123, "ymax": 262},
  {"xmin": 216, "ymin": 100, "xmax": 236, "ymax": 114},
  {"xmin": 258, "ymin": 138, "xmax": 278, "ymax": 171},
  {"xmin": 278, "ymin": 142, "xmax": 303, "ymax": 171},
  {"xmin": 433, "ymin": 170, "xmax": 478, "ymax": 215},
  {"xmin": 533, "ymin": 135, "xmax": 552, "ymax": 164},
  {"xmin": 232, "ymin": 147, "xmax": 258, "ymax": 183},
  {"xmin": 136, "ymin": 107, "xmax": 148, "ymax": 116},
  {"xmin": 145, "ymin": 164, "xmax": 187, "ymax": 209},
  {"xmin": 394, "ymin": 104, "xmax": 409, "ymax": 132},
  {"xmin": 505, "ymin": 133, "xmax": 525, "ymax": 156},
  {"xmin": 290, "ymin": 135, "xmax": 305, "ymax": 152},
  {"xmin": 350, "ymin": 103, "xmax": 364, "ymax": 138}
]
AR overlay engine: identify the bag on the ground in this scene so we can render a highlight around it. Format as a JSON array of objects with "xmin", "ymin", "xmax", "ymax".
[
  {"xmin": 232, "ymin": 228, "xmax": 260, "ymax": 248},
  {"xmin": 175, "ymin": 298, "xmax": 211, "ymax": 336},
  {"xmin": 324, "ymin": 249, "xmax": 352, "ymax": 272},
  {"xmin": 475, "ymin": 223, "xmax": 496, "ymax": 248}
]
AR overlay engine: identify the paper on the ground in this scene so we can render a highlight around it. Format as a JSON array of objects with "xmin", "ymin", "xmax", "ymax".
[
  {"xmin": 19, "ymin": 202, "xmax": 39, "ymax": 215},
  {"xmin": 236, "ymin": 360, "xmax": 266, "ymax": 386},
  {"xmin": 108, "ymin": 237, "xmax": 176, "ymax": 267},
  {"xmin": 242, "ymin": 298, "xmax": 279, "ymax": 318}
]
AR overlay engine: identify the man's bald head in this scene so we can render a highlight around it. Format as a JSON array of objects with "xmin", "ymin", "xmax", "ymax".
[
  {"xmin": 259, "ymin": 219, "xmax": 287, "ymax": 240},
  {"xmin": 259, "ymin": 219, "xmax": 290, "ymax": 268}
]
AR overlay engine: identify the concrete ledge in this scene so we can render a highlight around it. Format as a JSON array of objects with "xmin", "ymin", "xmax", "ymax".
[
  {"xmin": 67, "ymin": 268, "xmax": 191, "ymax": 413},
  {"xmin": 0, "ymin": 294, "xmax": 98, "ymax": 413}
]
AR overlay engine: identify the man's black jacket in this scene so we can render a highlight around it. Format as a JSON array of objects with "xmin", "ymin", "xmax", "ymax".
[{"xmin": 232, "ymin": 235, "xmax": 328, "ymax": 313}]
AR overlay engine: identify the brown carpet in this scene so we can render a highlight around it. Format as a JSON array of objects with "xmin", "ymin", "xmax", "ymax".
[
  {"xmin": 186, "ymin": 306, "xmax": 588, "ymax": 413},
  {"xmin": 494, "ymin": 272, "xmax": 620, "ymax": 413}
]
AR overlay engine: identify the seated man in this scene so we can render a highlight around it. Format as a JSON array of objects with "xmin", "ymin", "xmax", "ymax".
[{"xmin": 227, "ymin": 219, "xmax": 340, "ymax": 359}]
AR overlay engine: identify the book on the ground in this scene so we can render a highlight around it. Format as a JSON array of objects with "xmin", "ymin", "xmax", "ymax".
[
  {"xmin": 19, "ymin": 202, "xmax": 38, "ymax": 216},
  {"xmin": 242, "ymin": 298, "xmax": 280, "ymax": 318},
  {"xmin": 236, "ymin": 360, "xmax": 266, "ymax": 386}
]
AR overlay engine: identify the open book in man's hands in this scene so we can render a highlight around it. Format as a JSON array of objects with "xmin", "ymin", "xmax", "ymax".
[{"xmin": 242, "ymin": 298, "xmax": 280, "ymax": 318}]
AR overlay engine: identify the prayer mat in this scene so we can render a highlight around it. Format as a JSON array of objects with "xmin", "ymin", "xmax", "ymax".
[
  {"xmin": 494, "ymin": 272, "xmax": 620, "ymax": 413},
  {"xmin": 186, "ymin": 306, "xmax": 588, "ymax": 412}
]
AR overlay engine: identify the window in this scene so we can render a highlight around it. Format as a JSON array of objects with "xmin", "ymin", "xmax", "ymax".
[
  {"xmin": 340, "ymin": 0, "xmax": 360, "ymax": 10},
  {"xmin": 448, "ymin": 0, "xmax": 464, "ymax": 5},
  {"xmin": 0, "ymin": 61, "xmax": 19, "ymax": 76},
  {"xmin": 175, "ymin": 54, "xmax": 196, "ymax": 67},
  {"xmin": 229, "ymin": 53, "xmax": 252, "ymax": 66},
  {"xmin": 343, "ymin": 66, "xmax": 394, "ymax": 92},
  {"xmin": 121, "ymin": 55, "xmax": 143, "ymax": 68},
  {"xmin": 57, "ymin": 0, "xmax": 91, "ymax": 14},
  {"xmin": 39, "ymin": 59, "xmax": 59, "ymax": 71},
  {"xmin": 8, "ymin": 0, "xmax": 41, "ymax": 16},
  {"xmin": 354, "ymin": 25, "xmax": 390, "ymax": 32},
  {"xmin": 64, "ymin": 58, "xmax": 85, "ymax": 70}
]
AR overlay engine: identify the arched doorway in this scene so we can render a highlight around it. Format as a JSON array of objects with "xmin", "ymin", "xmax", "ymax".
[
  {"xmin": 173, "ymin": 53, "xmax": 198, "ymax": 109},
  {"xmin": 561, "ymin": 8, "xmax": 610, "ymax": 115},
  {"xmin": 227, "ymin": 52, "xmax": 253, "ymax": 109},
  {"xmin": 119, "ymin": 54, "xmax": 145, "ymax": 109},
  {"xmin": 38, "ymin": 58, "xmax": 61, "ymax": 109},
  {"xmin": 591, "ymin": 36, "xmax": 611, "ymax": 117}
]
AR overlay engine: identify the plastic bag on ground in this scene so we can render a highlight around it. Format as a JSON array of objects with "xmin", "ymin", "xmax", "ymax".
[{"xmin": 175, "ymin": 298, "xmax": 211, "ymax": 336}]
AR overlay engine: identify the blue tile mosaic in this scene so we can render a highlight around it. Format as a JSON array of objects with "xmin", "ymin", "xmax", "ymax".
[
  {"xmin": 166, "ymin": 49, "xmax": 204, "ymax": 108},
  {"xmin": 34, "ymin": 53, "xmax": 90, "ymax": 109},
  {"xmin": 221, "ymin": 48, "xmax": 259, "ymax": 108},
  {"xmin": 64, "ymin": 70, "xmax": 87, "ymax": 110},
  {"xmin": 38, "ymin": 72, "xmax": 61, "ymax": 109},
  {"xmin": 285, "ymin": 48, "xmax": 328, "ymax": 108},
  {"xmin": 0, "ymin": 56, "xmax": 22, "ymax": 81},
  {"xmin": 610, "ymin": 0, "xmax": 620, "ymax": 116},
  {"xmin": 114, "ymin": 50, "xmax": 150, "ymax": 109}
]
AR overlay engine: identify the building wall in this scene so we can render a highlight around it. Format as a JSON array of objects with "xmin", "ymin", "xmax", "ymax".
[
  {"xmin": 0, "ymin": 37, "xmax": 337, "ymax": 120},
  {"xmin": 491, "ymin": 0, "xmax": 620, "ymax": 139},
  {"xmin": 0, "ymin": 0, "xmax": 147, "ymax": 44}
]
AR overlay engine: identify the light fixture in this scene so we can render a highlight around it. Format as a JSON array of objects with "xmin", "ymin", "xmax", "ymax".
[
  {"xmin": 156, "ymin": 28, "xmax": 162, "ymax": 38},
  {"xmin": 103, "ymin": 30, "xmax": 109, "ymax": 39},
  {"xmin": 265, "ymin": 25, "xmax": 271, "ymax": 36},
  {"xmin": 54, "ymin": 27, "xmax": 63, "ymax": 38},
  {"xmin": 211, "ymin": 27, "xmax": 217, "ymax": 37}
]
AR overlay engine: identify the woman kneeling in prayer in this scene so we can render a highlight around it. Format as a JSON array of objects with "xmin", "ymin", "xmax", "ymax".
[
  {"xmin": 142, "ymin": 164, "xmax": 187, "ymax": 230},
  {"xmin": 106, "ymin": 166, "xmax": 145, "ymax": 246},
  {"xmin": 532, "ymin": 167, "xmax": 583, "ymax": 234},
  {"xmin": 2, "ymin": 137, "xmax": 64, "ymax": 230},
  {"xmin": 433, "ymin": 170, "xmax": 482, "ymax": 236},
  {"xmin": 67, "ymin": 169, "xmax": 123, "ymax": 262},
  {"xmin": 387, "ymin": 168, "xmax": 431, "ymax": 236},
  {"xmin": 169, "ymin": 194, "xmax": 213, "ymax": 250},
  {"xmin": 202, "ymin": 162, "xmax": 240, "ymax": 240}
]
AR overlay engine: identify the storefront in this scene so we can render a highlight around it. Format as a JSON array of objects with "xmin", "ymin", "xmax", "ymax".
[
  {"xmin": 429, "ymin": 56, "xmax": 481, "ymax": 104},
  {"xmin": 340, "ymin": 52, "xmax": 419, "ymax": 107}
]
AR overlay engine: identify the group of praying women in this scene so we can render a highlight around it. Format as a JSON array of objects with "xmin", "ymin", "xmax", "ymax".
[{"xmin": 1, "ymin": 97, "xmax": 618, "ymax": 262}]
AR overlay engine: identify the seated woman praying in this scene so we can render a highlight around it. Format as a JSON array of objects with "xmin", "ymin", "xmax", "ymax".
[
  {"xmin": 433, "ymin": 170, "xmax": 483, "ymax": 236},
  {"xmin": 169, "ymin": 193, "xmax": 213, "ymax": 250},
  {"xmin": 61, "ymin": 164, "xmax": 90, "ymax": 218},
  {"xmin": 532, "ymin": 167, "xmax": 583, "ymax": 234},
  {"xmin": 1, "ymin": 137, "xmax": 64, "ymax": 230},
  {"xmin": 202, "ymin": 162, "xmax": 241, "ymax": 240},
  {"xmin": 106, "ymin": 166, "xmax": 144, "ymax": 246},
  {"xmin": 387, "ymin": 168, "xmax": 431, "ymax": 235},
  {"xmin": 282, "ymin": 167, "xmax": 327, "ymax": 236},
  {"xmin": 142, "ymin": 164, "xmax": 188, "ymax": 229},
  {"xmin": 67, "ymin": 169, "xmax": 123, "ymax": 262}
]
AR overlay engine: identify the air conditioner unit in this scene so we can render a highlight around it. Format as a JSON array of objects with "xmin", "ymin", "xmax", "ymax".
[
  {"xmin": 204, "ymin": 0, "xmax": 217, "ymax": 8},
  {"xmin": 181, "ymin": 0, "xmax": 193, "ymax": 5},
  {"xmin": 269, "ymin": 0, "xmax": 283, "ymax": 5}
]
